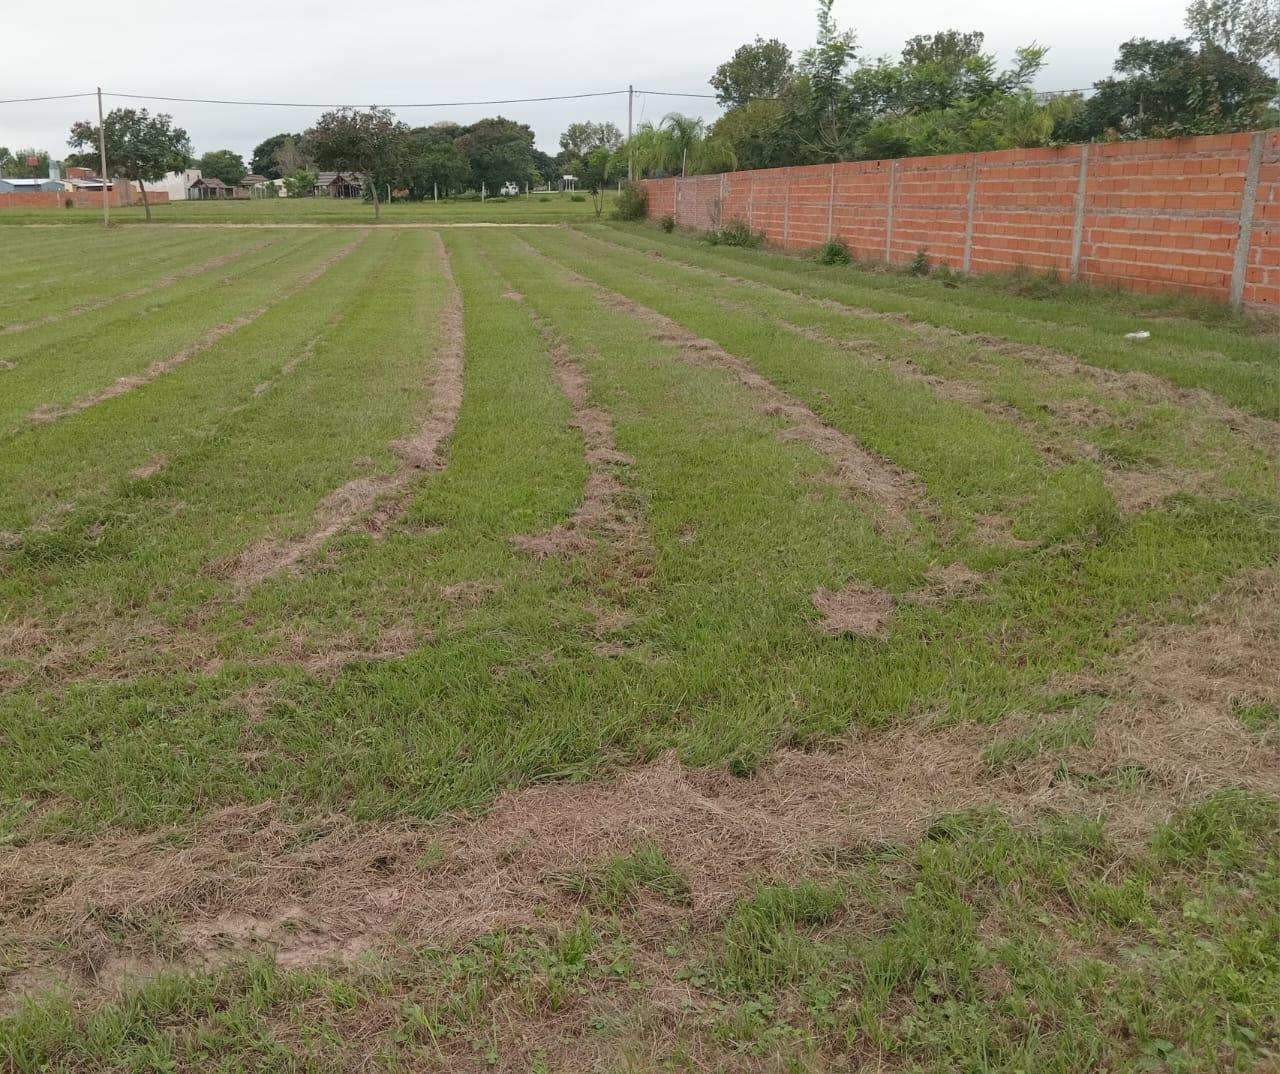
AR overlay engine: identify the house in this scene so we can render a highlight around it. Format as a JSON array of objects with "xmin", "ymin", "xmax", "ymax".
[
  {"xmin": 187, "ymin": 175, "xmax": 233, "ymax": 200},
  {"xmin": 153, "ymin": 168, "xmax": 203, "ymax": 201},
  {"xmin": 314, "ymin": 172, "xmax": 362, "ymax": 198}
]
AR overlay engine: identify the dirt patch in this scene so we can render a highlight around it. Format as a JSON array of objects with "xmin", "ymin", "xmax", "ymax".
[
  {"xmin": 908, "ymin": 562, "xmax": 987, "ymax": 605},
  {"xmin": 0, "ymin": 360, "xmax": 15, "ymax": 371},
  {"xmin": 972, "ymin": 513, "xmax": 1038, "ymax": 549},
  {"xmin": 440, "ymin": 580, "xmax": 498, "ymax": 608},
  {"xmin": 2, "ymin": 239, "xmax": 274, "ymax": 336},
  {"xmin": 231, "ymin": 232, "xmax": 464, "ymax": 585},
  {"xmin": 7, "ymin": 568, "xmax": 1276, "ymax": 1006},
  {"xmin": 27, "ymin": 233, "xmax": 367, "ymax": 426},
  {"xmin": 811, "ymin": 582, "xmax": 895, "ymax": 636},
  {"xmin": 513, "ymin": 238, "xmax": 929, "ymax": 534},
  {"xmin": 1104, "ymin": 468, "xmax": 1217, "ymax": 514},
  {"xmin": 129, "ymin": 455, "xmax": 168, "ymax": 480}
]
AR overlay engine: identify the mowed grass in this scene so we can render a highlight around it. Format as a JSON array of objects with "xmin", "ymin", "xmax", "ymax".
[
  {"xmin": 0, "ymin": 221, "xmax": 1276, "ymax": 1072},
  {"xmin": 0, "ymin": 191, "xmax": 617, "ymax": 226}
]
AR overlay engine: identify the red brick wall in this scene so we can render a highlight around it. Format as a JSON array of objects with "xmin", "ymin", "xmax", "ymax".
[
  {"xmin": 0, "ymin": 186, "xmax": 170, "ymax": 210},
  {"xmin": 643, "ymin": 130, "xmax": 1280, "ymax": 308}
]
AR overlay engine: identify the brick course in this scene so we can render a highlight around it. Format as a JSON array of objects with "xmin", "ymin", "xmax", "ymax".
[{"xmin": 643, "ymin": 129, "xmax": 1280, "ymax": 307}]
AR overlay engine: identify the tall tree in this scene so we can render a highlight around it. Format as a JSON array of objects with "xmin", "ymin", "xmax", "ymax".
[
  {"xmin": 198, "ymin": 149, "xmax": 247, "ymax": 187},
  {"xmin": 304, "ymin": 106, "xmax": 407, "ymax": 218},
  {"xmin": 629, "ymin": 114, "xmax": 736, "ymax": 177},
  {"xmin": 453, "ymin": 116, "xmax": 538, "ymax": 192},
  {"xmin": 68, "ymin": 109, "xmax": 192, "ymax": 222},
  {"xmin": 250, "ymin": 133, "xmax": 303, "ymax": 179},
  {"xmin": 710, "ymin": 37, "xmax": 793, "ymax": 107},
  {"xmin": 1185, "ymin": 0, "xmax": 1280, "ymax": 64},
  {"xmin": 794, "ymin": 0, "xmax": 861, "ymax": 159},
  {"xmin": 558, "ymin": 121, "xmax": 622, "ymax": 158}
]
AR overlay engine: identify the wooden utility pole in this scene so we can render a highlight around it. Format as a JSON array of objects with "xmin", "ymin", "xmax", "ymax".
[
  {"xmin": 96, "ymin": 87, "xmax": 109, "ymax": 228},
  {"xmin": 627, "ymin": 85, "xmax": 634, "ymax": 181}
]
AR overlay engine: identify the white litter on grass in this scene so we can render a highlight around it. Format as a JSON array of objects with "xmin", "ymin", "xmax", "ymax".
[{"xmin": 1124, "ymin": 330, "xmax": 1152, "ymax": 340}]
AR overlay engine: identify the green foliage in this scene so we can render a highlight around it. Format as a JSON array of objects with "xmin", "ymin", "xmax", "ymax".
[
  {"xmin": 711, "ymin": 37, "xmax": 793, "ymax": 107},
  {"xmin": 452, "ymin": 116, "xmax": 539, "ymax": 194},
  {"xmin": 0, "ymin": 147, "xmax": 51, "ymax": 179},
  {"xmin": 303, "ymin": 106, "xmax": 407, "ymax": 218},
  {"xmin": 704, "ymin": 218, "xmax": 765, "ymax": 248},
  {"xmin": 628, "ymin": 114, "xmax": 737, "ymax": 178},
  {"xmin": 249, "ymin": 133, "xmax": 304, "ymax": 180},
  {"xmin": 612, "ymin": 180, "xmax": 649, "ymax": 221},
  {"xmin": 67, "ymin": 108, "xmax": 193, "ymax": 221},
  {"xmin": 281, "ymin": 168, "xmax": 317, "ymax": 199},
  {"xmin": 1185, "ymin": 0, "xmax": 1280, "ymax": 64},
  {"xmin": 906, "ymin": 248, "xmax": 930, "ymax": 276},
  {"xmin": 1063, "ymin": 36, "xmax": 1278, "ymax": 140},
  {"xmin": 197, "ymin": 149, "xmax": 247, "ymax": 187},
  {"xmin": 659, "ymin": 213, "xmax": 676, "ymax": 233},
  {"xmin": 558, "ymin": 121, "xmax": 623, "ymax": 158},
  {"xmin": 569, "ymin": 193, "xmax": 586, "ymax": 202},
  {"xmin": 817, "ymin": 237, "xmax": 851, "ymax": 265}
]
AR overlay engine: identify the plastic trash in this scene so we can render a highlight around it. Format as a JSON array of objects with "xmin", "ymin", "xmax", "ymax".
[{"xmin": 1124, "ymin": 330, "xmax": 1151, "ymax": 340}]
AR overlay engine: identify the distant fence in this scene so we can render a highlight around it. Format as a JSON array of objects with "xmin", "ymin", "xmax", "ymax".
[
  {"xmin": 643, "ymin": 129, "xmax": 1280, "ymax": 308},
  {"xmin": 0, "ymin": 187, "xmax": 169, "ymax": 211}
]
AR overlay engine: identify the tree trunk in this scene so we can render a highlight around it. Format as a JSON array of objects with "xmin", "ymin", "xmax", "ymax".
[
  {"xmin": 370, "ymin": 176, "xmax": 379, "ymax": 219},
  {"xmin": 138, "ymin": 176, "xmax": 152, "ymax": 222}
]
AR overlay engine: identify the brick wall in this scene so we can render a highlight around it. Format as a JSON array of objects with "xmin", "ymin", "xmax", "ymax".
[
  {"xmin": 643, "ymin": 129, "xmax": 1280, "ymax": 308},
  {"xmin": 0, "ymin": 186, "xmax": 170, "ymax": 210}
]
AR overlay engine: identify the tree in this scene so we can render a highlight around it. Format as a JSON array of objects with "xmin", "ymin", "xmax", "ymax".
[
  {"xmin": 400, "ymin": 128, "xmax": 471, "ymax": 199},
  {"xmin": 1185, "ymin": 0, "xmax": 1280, "ymax": 64},
  {"xmin": 198, "ymin": 149, "xmax": 247, "ymax": 187},
  {"xmin": 454, "ymin": 116, "xmax": 538, "ymax": 193},
  {"xmin": 711, "ymin": 37, "xmax": 793, "ymax": 107},
  {"xmin": 1, "ymin": 147, "xmax": 51, "ymax": 178},
  {"xmin": 628, "ymin": 114, "xmax": 736, "ymax": 177},
  {"xmin": 580, "ymin": 145, "xmax": 612, "ymax": 216},
  {"xmin": 282, "ymin": 168, "xmax": 318, "ymax": 198},
  {"xmin": 558, "ymin": 121, "xmax": 622, "ymax": 158},
  {"xmin": 250, "ymin": 133, "xmax": 304, "ymax": 179},
  {"xmin": 68, "ymin": 109, "xmax": 191, "ymax": 222},
  {"xmin": 794, "ymin": 0, "xmax": 861, "ymax": 159},
  {"xmin": 304, "ymin": 107, "xmax": 407, "ymax": 218},
  {"xmin": 1069, "ymin": 36, "xmax": 1278, "ymax": 139}
]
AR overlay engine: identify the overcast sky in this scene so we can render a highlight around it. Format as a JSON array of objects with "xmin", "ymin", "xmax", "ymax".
[{"xmin": 4, "ymin": 0, "xmax": 1188, "ymax": 165}]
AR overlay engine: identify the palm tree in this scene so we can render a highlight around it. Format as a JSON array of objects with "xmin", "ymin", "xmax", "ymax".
[{"xmin": 628, "ymin": 114, "xmax": 736, "ymax": 178}]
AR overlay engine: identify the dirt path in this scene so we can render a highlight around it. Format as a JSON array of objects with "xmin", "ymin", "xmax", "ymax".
[
  {"xmin": 26, "ymin": 232, "xmax": 370, "ymax": 426},
  {"xmin": 3, "ymin": 238, "xmax": 275, "ymax": 335},
  {"xmin": 232, "ymin": 231, "xmax": 465, "ymax": 586}
]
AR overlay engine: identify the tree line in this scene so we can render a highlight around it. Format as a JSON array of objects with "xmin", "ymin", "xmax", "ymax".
[{"xmin": 656, "ymin": 0, "xmax": 1278, "ymax": 176}]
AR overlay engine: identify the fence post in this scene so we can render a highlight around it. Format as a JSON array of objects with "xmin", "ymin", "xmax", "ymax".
[
  {"xmin": 720, "ymin": 171, "xmax": 727, "ymax": 229},
  {"xmin": 1229, "ymin": 130, "xmax": 1265, "ymax": 309},
  {"xmin": 962, "ymin": 154, "xmax": 979, "ymax": 274},
  {"xmin": 826, "ymin": 164, "xmax": 836, "ymax": 241},
  {"xmin": 783, "ymin": 167, "xmax": 792, "ymax": 246},
  {"xmin": 884, "ymin": 161, "xmax": 899, "ymax": 265},
  {"xmin": 1069, "ymin": 144, "xmax": 1091, "ymax": 282},
  {"xmin": 748, "ymin": 173, "xmax": 755, "ymax": 229}
]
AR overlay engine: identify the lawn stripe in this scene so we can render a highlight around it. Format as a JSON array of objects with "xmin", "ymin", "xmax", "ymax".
[
  {"xmin": 25, "ymin": 232, "xmax": 370, "ymax": 426},
  {"xmin": 588, "ymin": 223, "xmax": 1279, "ymax": 418},
  {"xmin": 515, "ymin": 233, "xmax": 929, "ymax": 534},
  {"xmin": 2, "ymin": 237, "xmax": 275, "ymax": 335},
  {"xmin": 231, "ymin": 231, "xmax": 464, "ymax": 585}
]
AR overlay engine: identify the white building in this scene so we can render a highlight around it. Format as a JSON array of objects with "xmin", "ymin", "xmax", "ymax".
[{"xmin": 152, "ymin": 168, "xmax": 204, "ymax": 201}]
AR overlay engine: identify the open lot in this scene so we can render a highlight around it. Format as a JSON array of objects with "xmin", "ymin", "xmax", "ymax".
[{"xmin": 0, "ymin": 217, "xmax": 1277, "ymax": 1072}]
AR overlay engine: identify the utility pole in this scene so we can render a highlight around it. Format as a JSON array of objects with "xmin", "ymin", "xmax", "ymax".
[
  {"xmin": 96, "ymin": 87, "xmax": 109, "ymax": 228},
  {"xmin": 627, "ymin": 84, "xmax": 634, "ymax": 181}
]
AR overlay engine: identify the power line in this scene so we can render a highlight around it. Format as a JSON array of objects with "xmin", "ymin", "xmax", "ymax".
[
  {"xmin": 99, "ymin": 90, "xmax": 631, "ymax": 109},
  {"xmin": 0, "ymin": 92, "xmax": 96, "ymax": 105}
]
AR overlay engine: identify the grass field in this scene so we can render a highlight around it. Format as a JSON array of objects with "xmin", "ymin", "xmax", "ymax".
[
  {"xmin": 0, "ymin": 192, "xmax": 614, "ymax": 226},
  {"xmin": 0, "ymin": 214, "xmax": 1277, "ymax": 1073}
]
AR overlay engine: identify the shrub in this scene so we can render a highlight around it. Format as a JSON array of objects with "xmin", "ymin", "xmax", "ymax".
[
  {"xmin": 818, "ymin": 238, "xmax": 851, "ymax": 266},
  {"xmin": 538, "ymin": 195, "xmax": 552, "ymax": 202},
  {"xmin": 659, "ymin": 214, "xmax": 676, "ymax": 233},
  {"xmin": 906, "ymin": 248, "xmax": 930, "ymax": 276},
  {"xmin": 570, "ymin": 193, "xmax": 586, "ymax": 203},
  {"xmin": 612, "ymin": 181, "xmax": 649, "ymax": 221},
  {"xmin": 704, "ymin": 218, "xmax": 764, "ymax": 248}
]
